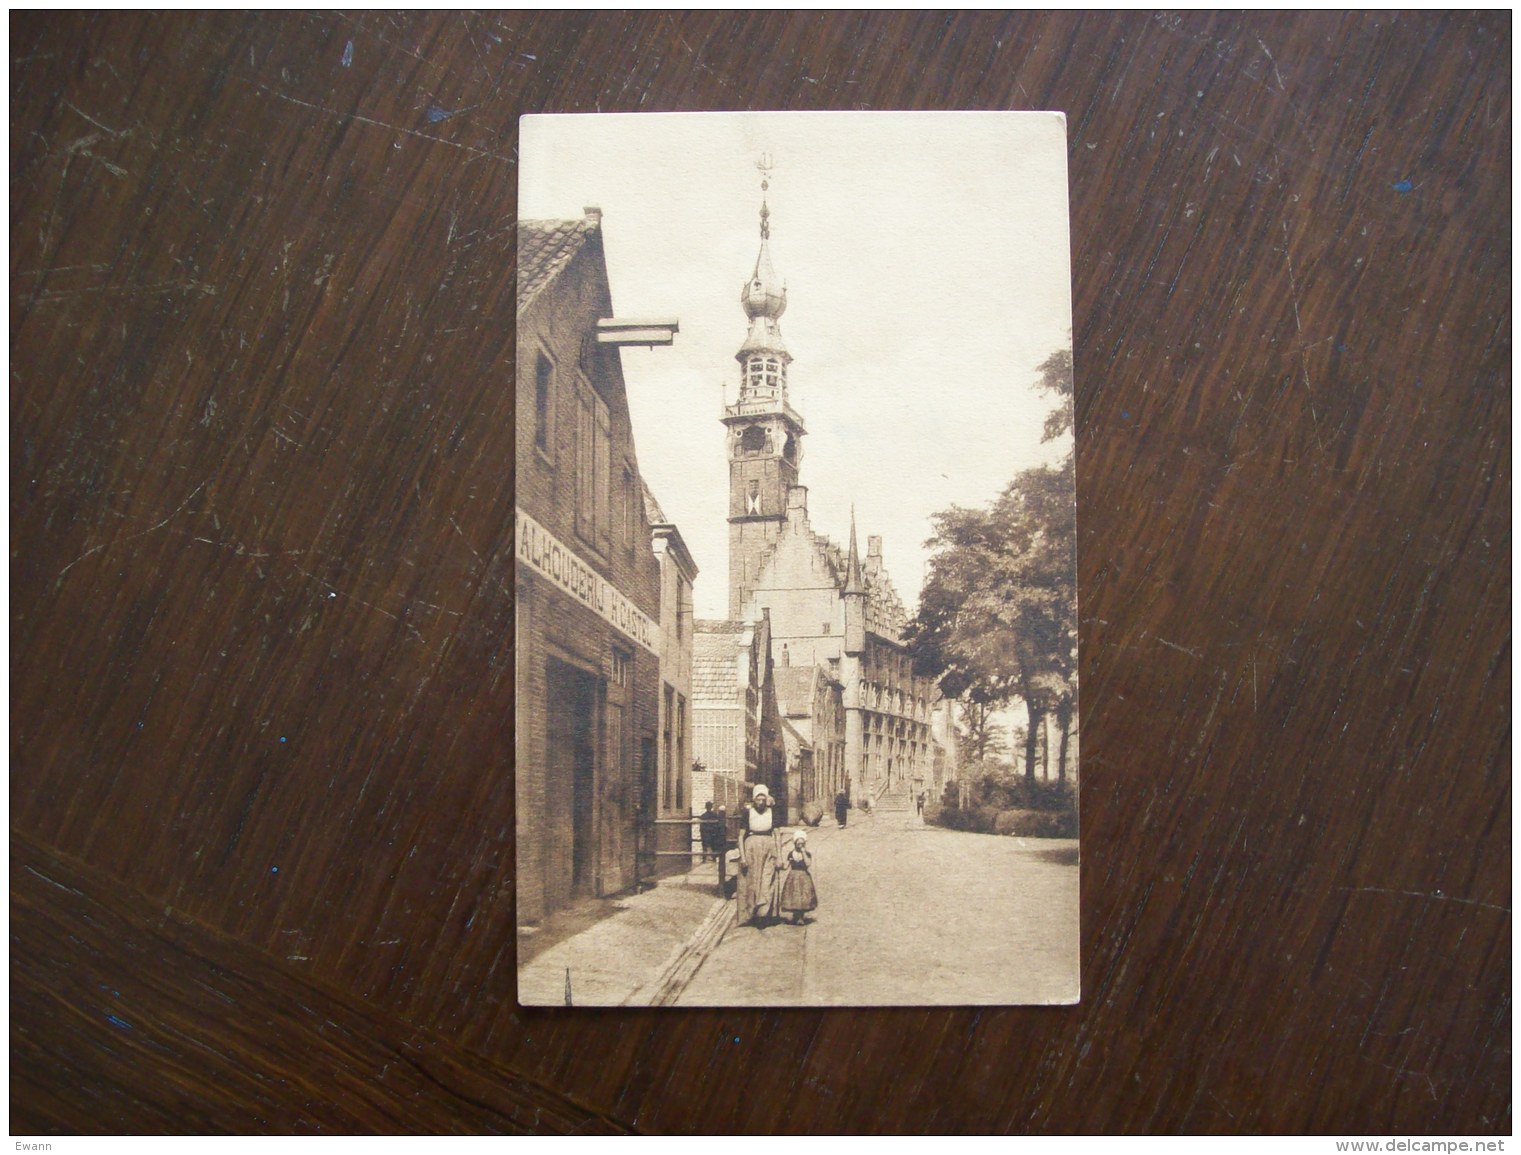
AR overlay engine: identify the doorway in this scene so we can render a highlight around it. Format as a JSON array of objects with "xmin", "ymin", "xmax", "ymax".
[{"xmin": 546, "ymin": 658, "xmax": 600, "ymax": 903}]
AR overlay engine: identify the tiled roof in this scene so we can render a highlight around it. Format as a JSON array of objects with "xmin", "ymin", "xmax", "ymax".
[
  {"xmin": 694, "ymin": 627, "xmax": 739, "ymax": 700},
  {"xmin": 772, "ymin": 665, "xmax": 816, "ymax": 715},
  {"xmin": 780, "ymin": 714, "xmax": 811, "ymax": 754},
  {"xmin": 518, "ymin": 217, "xmax": 596, "ymax": 311}
]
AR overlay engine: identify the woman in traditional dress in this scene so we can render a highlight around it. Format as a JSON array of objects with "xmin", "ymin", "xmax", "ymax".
[
  {"xmin": 735, "ymin": 784, "xmax": 781, "ymax": 927},
  {"xmin": 778, "ymin": 831, "xmax": 819, "ymax": 925}
]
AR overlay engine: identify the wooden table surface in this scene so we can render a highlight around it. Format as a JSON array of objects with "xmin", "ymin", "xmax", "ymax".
[{"xmin": 10, "ymin": 11, "xmax": 1509, "ymax": 1135}]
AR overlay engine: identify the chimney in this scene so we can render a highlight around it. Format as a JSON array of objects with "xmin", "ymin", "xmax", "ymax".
[
  {"xmin": 583, "ymin": 205, "xmax": 603, "ymax": 224},
  {"xmin": 787, "ymin": 485, "xmax": 808, "ymax": 527},
  {"xmin": 867, "ymin": 535, "xmax": 882, "ymax": 559}
]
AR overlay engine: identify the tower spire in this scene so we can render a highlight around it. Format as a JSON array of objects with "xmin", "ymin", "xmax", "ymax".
[
  {"xmin": 758, "ymin": 152, "xmax": 772, "ymax": 240},
  {"xmin": 724, "ymin": 153, "xmax": 805, "ymax": 620},
  {"xmin": 844, "ymin": 507, "xmax": 865, "ymax": 594},
  {"xmin": 738, "ymin": 154, "xmax": 789, "ymax": 367},
  {"xmin": 843, "ymin": 505, "xmax": 867, "ymax": 657}
]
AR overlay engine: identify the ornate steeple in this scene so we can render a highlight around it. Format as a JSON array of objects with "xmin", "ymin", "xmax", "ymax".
[
  {"xmin": 737, "ymin": 155, "xmax": 791, "ymax": 378},
  {"xmin": 724, "ymin": 154, "xmax": 807, "ymax": 619}
]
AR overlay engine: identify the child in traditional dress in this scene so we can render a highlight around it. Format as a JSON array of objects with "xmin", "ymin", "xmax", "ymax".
[{"xmin": 778, "ymin": 831, "xmax": 818, "ymax": 925}]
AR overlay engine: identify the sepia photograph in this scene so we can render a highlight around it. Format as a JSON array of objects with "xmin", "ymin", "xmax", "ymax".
[{"xmin": 515, "ymin": 111, "xmax": 1079, "ymax": 1006}]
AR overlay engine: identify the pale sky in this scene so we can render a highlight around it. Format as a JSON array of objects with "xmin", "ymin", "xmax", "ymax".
[{"xmin": 520, "ymin": 112, "xmax": 1074, "ymax": 619}]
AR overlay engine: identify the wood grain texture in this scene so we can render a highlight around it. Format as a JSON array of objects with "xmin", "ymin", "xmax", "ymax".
[
  {"xmin": 10, "ymin": 10, "xmax": 1509, "ymax": 1135},
  {"xmin": 10, "ymin": 830, "xmax": 630, "ymax": 1135}
]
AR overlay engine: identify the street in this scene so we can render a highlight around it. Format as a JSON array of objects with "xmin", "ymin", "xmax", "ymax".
[{"xmin": 675, "ymin": 806, "xmax": 1079, "ymax": 1006}]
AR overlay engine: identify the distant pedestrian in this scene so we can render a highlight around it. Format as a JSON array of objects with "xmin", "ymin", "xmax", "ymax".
[
  {"xmin": 699, "ymin": 801, "xmax": 723, "ymax": 862},
  {"xmin": 834, "ymin": 789, "xmax": 849, "ymax": 828},
  {"xmin": 736, "ymin": 785, "xmax": 781, "ymax": 927},
  {"xmin": 916, "ymin": 791, "xmax": 925, "ymax": 815},
  {"xmin": 779, "ymin": 832, "xmax": 818, "ymax": 925}
]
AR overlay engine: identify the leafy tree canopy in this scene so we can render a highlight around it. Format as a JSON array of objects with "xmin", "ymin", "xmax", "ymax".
[{"xmin": 907, "ymin": 346, "xmax": 1077, "ymax": 778}]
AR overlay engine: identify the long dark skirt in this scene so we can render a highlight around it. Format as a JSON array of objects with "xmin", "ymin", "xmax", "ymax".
[
  {"xmin": 779, "ymin": 865, "xmax": 818, "ymax": 914},
  {"xmin": 735, "ymin": 834, "xmax": 779, "ymax": 925}
]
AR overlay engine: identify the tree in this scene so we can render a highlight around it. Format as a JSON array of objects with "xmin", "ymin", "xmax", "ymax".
[
  {"xmin": 907, "ymin": 346, "xmax": 1077, "ymax": 782},
  {"xmin": 1038, "ymin": 347, "xmax": 1074, "ymax": 442},
  {"xmin": 1034, "ymin": 344, "xmax": 1076, "ymax": 781},
  {"xmin": 957, "ymin": 698, "xmax": 1008, "ymax": 765}
]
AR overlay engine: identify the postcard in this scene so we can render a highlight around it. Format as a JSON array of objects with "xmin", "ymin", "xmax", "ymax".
[{"xmin": 516, "ymin": 112, "xmax": 1077, "ymax": 1006}]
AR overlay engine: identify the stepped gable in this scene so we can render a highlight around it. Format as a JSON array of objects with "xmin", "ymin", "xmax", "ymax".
[
  {"xmin": 864, "ymin": 565, "xmax": 908, "ymax": 633},
  {"xmin": 518, "ymin": 215, "xmax": 598, "ymax": 311},
  {"xmin": 744, "ymin": 512, "xmax": 908, "ymax": 638},
  {"xmin": 806, "ymin": 521, "xmax": 909, "ymax": 635},
  {"xmin": 813, "ymin": 532, "xmax": 845, "ymax": 586}
]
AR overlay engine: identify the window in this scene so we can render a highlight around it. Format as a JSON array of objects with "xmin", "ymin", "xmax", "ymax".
[
  {"xmin": 576, "ymin": 382, "xmax": 611, "ymax": 551},
  {"xmin": 594, "ymin": 405, "xmax": 610, "ymax": 551},
  {"xmin": 675, "ymin": 694, "xmax": 687, "ymax": 810},
  {"xmin": 663, "ymin": 685, "xmax": 675, "ymax": 811},
  {"xmin": 534, "ymin": 354, "xmax": 553, "ymax": 453},
  {"xmin": 622, "ymin": 466, "xmax": 636, "ymax": 551},
  {"xmin": 610, "ymin": 648, "xmax": 632, "ymax": 688},
  {"xmin": 740, "ymin": 426, "xmax": 767, "ymax": 455}
]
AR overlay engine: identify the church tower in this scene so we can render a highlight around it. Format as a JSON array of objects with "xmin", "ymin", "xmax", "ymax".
[{"xmin": 725, "ymin": 157, "xmax": 806, "ymax": 618}]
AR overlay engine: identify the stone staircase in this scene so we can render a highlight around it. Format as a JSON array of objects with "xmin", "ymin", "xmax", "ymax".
[{"xmin": 873, "ymin": 782, "xmax": 913, "ymax": 813}]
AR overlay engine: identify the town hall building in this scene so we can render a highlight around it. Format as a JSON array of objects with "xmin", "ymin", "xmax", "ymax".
[{"xmin": 699, "ymin": 167, "xmax": 944, "ymax": 816}]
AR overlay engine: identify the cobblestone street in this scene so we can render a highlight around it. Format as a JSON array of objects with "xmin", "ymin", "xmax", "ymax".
[{"xmin": 676, "ymin": 807, "xmax": 1079, "ymax": 1006}]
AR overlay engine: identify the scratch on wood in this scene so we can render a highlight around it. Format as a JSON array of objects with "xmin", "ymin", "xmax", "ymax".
[
  {"xmin": 64, "ymin": 100, "xmax": 130, "ymax": 138},
  {"xmin": 1254, "ymin": 36, "xmax": 1286, "ymax": 91},
  {"xmin": 1339, "ymin": 886, "xmax": 1510, "ymax": 914},
  {"xmin": 32, "ymin": 278, "xmax": 217, "ymax": 303},
  {"xmin": 1281, "ymin": 220, "xmax": 1326, "ymax": 447},
  {"xmin": 23, "ymin": 865, "xmax": 85, "ymax": 895},
  {"xmin": 1155, "ymin": 636, "xmax": 1200, "ymax": 658},
  {"xmin": 253, "ymin": 84, "xmax": 512, "ymax": 163},
  {"xmin": 56, "ymin": 480, "xmax": 209, "ymax": 587}
]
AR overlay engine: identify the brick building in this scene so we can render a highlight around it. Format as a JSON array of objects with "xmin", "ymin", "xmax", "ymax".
[
  {"xmin": 772, "ymin": 657, "xmax": 845, "ymax": 815},
  {"xmin": 515, "ymin": 209, "xmax": 678, "ymax": 924},
  {"xmin": 644, "ymin": 482, "xmax": 699, "ymax": 874},
  {"xmin": 719, "ymin": 173, "xmax": 942, "ymax": 812},
  {"xmin": 691, "ymin": 614, "xmax": 788, "ymax": 822}
]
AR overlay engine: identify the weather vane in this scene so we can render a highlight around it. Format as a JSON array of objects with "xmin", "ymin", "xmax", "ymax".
[{"xmin": 756, "ymin": 152, "xmax": 774, "ymax": 238}]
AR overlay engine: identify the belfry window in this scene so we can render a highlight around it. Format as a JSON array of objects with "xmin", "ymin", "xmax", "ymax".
[{"xmin": 740, "ymin": 425, "xmax": 767, "ymax": 455}]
